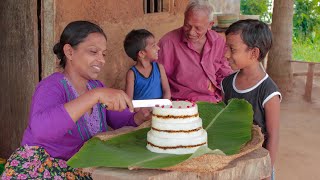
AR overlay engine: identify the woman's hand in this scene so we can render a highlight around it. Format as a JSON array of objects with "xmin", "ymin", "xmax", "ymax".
[
  {"xmin": 133, "ymin": 108, "xmax": 152, "ymax": 125},
  {"xmin": 95, "ymin": 88, "xmax": 134, "ymax": 112},
  {"xmin": 64, "ymin": 87, "xmax": 134, "ymax": 122}
]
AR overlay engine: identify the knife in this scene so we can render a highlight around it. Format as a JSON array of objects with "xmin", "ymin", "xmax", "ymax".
[{"xmin": 132, "ymin": 99, "xmax": 172, "ymax": 108}]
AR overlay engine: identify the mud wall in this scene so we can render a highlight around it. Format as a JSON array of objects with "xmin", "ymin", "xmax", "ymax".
[
  {"xmin": 41, "ymin": 0, "xmax": 187, "ymax": 89},
  {"xmin": 0, "ymin": 0, "xmax": 239, "ymax": 158},
  {"xmin": 43, "ymin": 0, "xmax": 239, "ymax": 89}
]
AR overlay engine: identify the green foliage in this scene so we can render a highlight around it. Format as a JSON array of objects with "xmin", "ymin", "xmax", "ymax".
[
  {"xmin": 0, "ymin": 163, "xmax": 4, "ymax": 175},
  {"xmin": 293, "ymin": 0, "xmax": 320, "ymax": 43},
  {"xmin": 293, "ymin": 0, "xmax": 320, "ymax": 62},
  {"xmin": 241, "ymin": 0, "xmax": 320, "ymax": 62},
  {"xmin": 240, "ymin": 0, "xmax": 272, "ymax": 23},
  {"xmin": 293, "ymin": 39, "xmax": 320, "ymax": 62},
  {"xmin": 0, "ymin": 158, "xmax": 5, "ymax": 175},
  {"xmin": 67, "ymin": 99, "xmax": 253, "ymax": 169}
]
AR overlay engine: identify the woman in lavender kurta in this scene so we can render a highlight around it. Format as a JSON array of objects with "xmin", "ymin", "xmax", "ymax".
[{"xmin": 2, "ymin": 21, "xmax": 151, "ymax": 180}]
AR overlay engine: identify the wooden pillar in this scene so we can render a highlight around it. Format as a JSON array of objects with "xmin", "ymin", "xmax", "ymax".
[
  {"xmin": 157, "ymin": 0, "xmax": 162, "ymax": 12},
  {"xmin": 0, "ymin": 0, "xmax": 38, "ymax": 158},
  {"xmin": 41, "ymin": 0, "xmax": 56, "ymax": 79},
  {"xmin": 304, "ymin": 63, "xmax": 315, "ymax": 102},
  {"xmin": 144, "ymin": 0, "xmax": 147, "ymax": 13},
  {"xmin": 150, "ymin": 0, "xmax": 155, "ymax": 13}
]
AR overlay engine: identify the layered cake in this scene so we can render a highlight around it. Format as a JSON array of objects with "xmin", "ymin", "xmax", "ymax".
[{"xmin": 146, "ymin": 101, "xmax": 208, "ymax": 154}]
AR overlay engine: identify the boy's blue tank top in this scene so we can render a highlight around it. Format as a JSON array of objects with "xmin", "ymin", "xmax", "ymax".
[{"xmin": 131, "ymin": 62, "xmax": 163, "ymax": 100}]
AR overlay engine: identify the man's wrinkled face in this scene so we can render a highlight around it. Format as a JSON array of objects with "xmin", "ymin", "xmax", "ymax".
[{"xmin": 183, "ymin": 10, "xmax": 212, "ymax": 43}]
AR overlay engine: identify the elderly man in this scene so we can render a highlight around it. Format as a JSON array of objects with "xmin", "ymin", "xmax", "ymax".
[{"xmin": 158, "ymin": 0, "xmax": 232, "ymax": 103}]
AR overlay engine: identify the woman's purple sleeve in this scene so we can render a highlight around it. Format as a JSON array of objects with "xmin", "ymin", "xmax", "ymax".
[
  {"xmin": 95, "ymin": 80, "xmax": 138, "ymax": 129},
  {"xmin": 29, "ymin": 81, "xmax": 75, "ymax": 142},
  {"xmin": 106, "ymin": 109, "xmax": 138, "ymax": 129}
]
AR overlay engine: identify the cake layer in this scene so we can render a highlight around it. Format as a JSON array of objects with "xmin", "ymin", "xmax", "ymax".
[
  {"xmin": 146, "ymin": 100, "xmax": 208, "ymax": 155},
  {"xmin": 149, "ymin": 126, "xmax": 203, "ymax": 138},
  {"xmin": 152, "ymin": 101, "xmax": 198, "ymax": 117},
  {"xmin": 146, "ymin": 129, "xmax": 208, "ymax": 154},
  {"xmin": 147, "ymin": 129, "xmax": 207, "ymax": 147},
  {"xmin": 151, "ymin": 117, "xmax": 203, "ymax": 131},
  {"xmin": 146, "ymin": 143, "xmax": 207, "ymax": 154},
  {"xmin": 152, "ymin": 115, "xmax": 199, "ymax": 122}
]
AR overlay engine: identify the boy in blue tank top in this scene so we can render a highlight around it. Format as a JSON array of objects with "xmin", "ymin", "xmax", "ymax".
[
  {"xmin": 222, "ymin": 19, "xmax": 281, "ymax": 180},
  {"xmin": 124, "ymin": 29, "xmax": 171, "ymax": 100}
]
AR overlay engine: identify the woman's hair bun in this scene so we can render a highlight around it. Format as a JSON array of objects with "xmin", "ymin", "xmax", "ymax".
[{"xmin": 53, "ymin": 42, "xmax": 64, "ymax": 60}]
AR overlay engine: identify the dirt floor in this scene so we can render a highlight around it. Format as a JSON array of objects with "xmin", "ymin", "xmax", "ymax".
[{"xmin": 275, "ymin": 64, "xmax": 320, "ymax": 180}]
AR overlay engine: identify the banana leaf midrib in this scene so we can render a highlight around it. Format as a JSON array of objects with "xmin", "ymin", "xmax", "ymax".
[
  {"xmin": 128, "ymin": 154, "xmax": 168, "ymax": 168},
  {"xmin": 204, "ymin": 101, "xmax": 229, "ymax": 130}
]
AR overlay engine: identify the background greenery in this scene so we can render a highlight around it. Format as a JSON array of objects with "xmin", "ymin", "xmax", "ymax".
[
  {"xmin": 241, "ymin": 0, "xmax": 320, "ymax": 62},
  {"xmin": 240, "ymin": 0, "xmax": 272, "ymax": 23},
  {"xmin": 293, "ymin": 0, "xmax": 320, "ymax": 62}
]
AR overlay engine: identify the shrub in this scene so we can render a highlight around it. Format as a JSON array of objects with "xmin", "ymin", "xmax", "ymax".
[
  {"xmin": 240, "ymin": 0, "xmax": 272, "ymax": 23},
  {"xmin": 293, "ymin": 0, "xmax": 320, "ymax": 43}
]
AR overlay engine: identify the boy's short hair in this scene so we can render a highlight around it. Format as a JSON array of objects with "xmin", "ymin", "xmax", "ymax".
[
  {"xmin": 225, "ymin": 19, "xmax": 272, "ymax": 62},
  {"xmin": 124, "ymin": 29, "xmax": 154, "ymax": 61}
]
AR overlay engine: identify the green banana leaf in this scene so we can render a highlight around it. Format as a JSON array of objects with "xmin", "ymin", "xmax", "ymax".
[
  {"xmin": 67, "ymin": 99, "xmax": 253, "ymax": 169},
  {"xmin": 198, "ymin": 99, "xmax": 253, "ymax": 155}
]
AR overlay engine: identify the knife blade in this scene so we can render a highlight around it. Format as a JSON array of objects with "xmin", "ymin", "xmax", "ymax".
[{"xmin": 132, "ymin": 99, "xmax": 172, "ymax": 108}]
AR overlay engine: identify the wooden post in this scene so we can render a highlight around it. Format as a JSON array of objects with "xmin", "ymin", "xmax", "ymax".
[
  {"xmin": 157, "ymin": 0, "xmax": 162, "ymax": 12},
  {"xmin": 143, "ymin": 0, "xmax": 147, "ymax": 13},
  {"xmin": 150, "ymin": 0, "xmax": 154, "ymax": 13},
  {"xmin": 304, "ymin": 63, "xmax": 315, "ymax": 102}
]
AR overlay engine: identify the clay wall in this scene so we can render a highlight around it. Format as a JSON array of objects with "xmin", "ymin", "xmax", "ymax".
[
  {"xmin": 43, "ymin": 0, "xmax": 240, "ymax": 89},
  {"xmin": 43, "ymin": 0, "xmax": 188, "ymax": 89}
]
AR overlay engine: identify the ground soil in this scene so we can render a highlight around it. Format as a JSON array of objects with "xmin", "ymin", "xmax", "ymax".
[{"xmin": 276, "ymin": 63, "xmax": 320, "ymax": 180}]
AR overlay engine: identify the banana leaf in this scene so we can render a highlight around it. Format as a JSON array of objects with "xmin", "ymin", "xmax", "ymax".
[
  {"xmin": 198, "ymin": 99, "xmax": 253, "ymax": 155},
  {"xmin": 67, "ymin": 99, "xmax": 253, "ymax": 169}
]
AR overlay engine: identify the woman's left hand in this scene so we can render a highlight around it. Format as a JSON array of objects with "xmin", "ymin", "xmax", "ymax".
[{"xmin": 133, "ymin": 108, "xmax": 152, "ymax": 125}]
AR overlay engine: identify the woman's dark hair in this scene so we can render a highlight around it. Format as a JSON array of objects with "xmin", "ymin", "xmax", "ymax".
[
  {"xmin": 53, "ymin": 21, "xmax": 107, "ymax": 68},
  {"xmin": 225, "ymin": 19, "xmax": 272, "ymax": 62},
  {"xmin": 123, "ymin": 29, "xmax": 154, "ymax": 61}
]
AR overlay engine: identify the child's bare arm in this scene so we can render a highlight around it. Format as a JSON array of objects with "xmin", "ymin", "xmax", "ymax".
[
  {"xmin": 264, "ymin": 95, "xmax": 281, "ymax": 166},
  {"xmin": 220, "ymin": 83, "xmax": 225, "ymax": 102},
  {"xmin": 221, "ymin": 92, "xmax": 225, "ymax": 102},
  {"xmin": 125, "ymin": 70, "xmax": 135, "ymax": 99},
  {"xmin": 158, "ymin": 63, "xmax": 171, "ymax": 99}
]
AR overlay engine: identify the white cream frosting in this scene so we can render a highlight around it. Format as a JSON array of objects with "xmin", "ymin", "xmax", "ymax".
[
  {"xmin": 151, "ymin": 118, "xmax": 202, "ymax": 131},
  {"xmin": 152, "ymin": 101, "xmax": 198, "ymax": 116},
  {"xmin": 146, "ymin": 130, "xmax": 207, "ymax": 154},
  {"xmin": 146, "ymin": 101, "xmax": 208, "ymax": 154}
]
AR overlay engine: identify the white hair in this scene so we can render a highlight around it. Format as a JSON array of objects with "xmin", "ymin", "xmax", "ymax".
[{"xmin": 185, "ymin": 0, "xmax": 215, "ymax": 21}]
